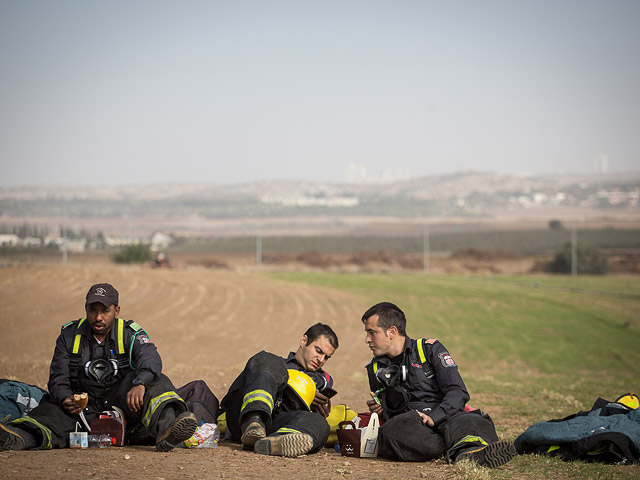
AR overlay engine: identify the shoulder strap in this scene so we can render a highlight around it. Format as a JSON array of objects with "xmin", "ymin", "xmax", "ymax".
[
  {"xmin": 416, "ymin": 338, "xmax": 435, "ymax": 375},
  {"xmin": 71, "ymin": 318, "xmax": 87, "ymax": 354}
]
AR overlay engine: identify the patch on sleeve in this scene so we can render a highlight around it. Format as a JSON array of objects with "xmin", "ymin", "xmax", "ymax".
[
  {"xmin": 425, "ymin": 338, "xmax": 438, "ymax": 344},
  {"xmin": 439, "ymin": 352, "xmax": 457, "ymax": 368},
  {"xmin": 129, "ymin": 321, "xmax": 142, "ymax": 331},
  {"xmin": 136, "ymin": 334, "xmax": 150, "ymax": 344}
]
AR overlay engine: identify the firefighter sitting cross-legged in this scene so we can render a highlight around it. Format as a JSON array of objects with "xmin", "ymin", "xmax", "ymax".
[
  {"xmin": 0, "ymin": 283, "xmax": 197, "ymax": 452},
  {"xmin": 363, "ymin": 302, "xmax": 516, "ymax": 468},
  {"xmin": 220, "ymin": 323, "xmax": 338, "ymax": 457}
]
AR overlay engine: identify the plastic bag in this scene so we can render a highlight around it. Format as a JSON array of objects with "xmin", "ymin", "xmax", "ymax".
[{"xmin": 184, "ymin": 423, "xmax": 220, "ymax": 448}]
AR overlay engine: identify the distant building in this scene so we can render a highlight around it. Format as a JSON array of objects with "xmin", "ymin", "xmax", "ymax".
[
  {"xmin": 64, "ymin": 239, "xmax": 87, "ymax": 253},
  {"xmin": 21, "ymin": 237, "xmax": 42, "ymax": 247},
  {"xmin": 0, "ymin": 234, "xmax": 20, "ymax": 246},
  {"xmin": 151, "ymin": 231, "xmax": 173, "ymax": 251}
]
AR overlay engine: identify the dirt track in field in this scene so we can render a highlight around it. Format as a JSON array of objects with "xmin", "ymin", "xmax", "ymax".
[{"xmin": 1, "ymin": 263, "xmax": 483, "ymax": 479}]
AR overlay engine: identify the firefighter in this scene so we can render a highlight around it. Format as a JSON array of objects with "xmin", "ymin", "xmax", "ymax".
[
  {"xmin": 220, "ymin": 323, "xmax": 338, "ymax": 457},
  {"xmin": 363, "ymin": 302, "xmax": 515, "ymax": 468},
  {"xmin": 0, "ymin": 283, "xmax": 197, "ymax": 451}
]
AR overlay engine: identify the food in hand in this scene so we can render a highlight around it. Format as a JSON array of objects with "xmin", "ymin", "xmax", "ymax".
[{"xmin": 73, "ymin": 392, "xmax": 88, "ymax": 409}]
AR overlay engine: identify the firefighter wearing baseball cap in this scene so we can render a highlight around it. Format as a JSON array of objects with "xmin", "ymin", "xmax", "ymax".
[
  {"xmin": 220, "ymin": 323, "xmax": 339, "ymax": 457},
  {"xmin": 0, "ymin": 283, "xmax": 197, "ymax": 452}
]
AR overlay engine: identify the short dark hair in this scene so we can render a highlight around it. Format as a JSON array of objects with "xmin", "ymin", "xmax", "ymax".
[
  {"xmin": 361, "ymin": 302, "xmax": 407, "ymax": 336},
  {"xmin": 304, "ymin": 323, "xmax": 339, "ymax": 349}
]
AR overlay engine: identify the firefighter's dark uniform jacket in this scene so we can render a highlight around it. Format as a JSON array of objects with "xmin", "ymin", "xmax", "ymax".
[
  {"xmin": 366, "ymin": 336, "xmax": 469, "ymax": 425},
  {"xmin": 367, "ymin": 336, "xmax": 499, "ymax": 462},
  {"xmin": 48, "ymin": 317, "xmax": 161, "ymax": 409},
  {"xmin": 284, "ymin": 351, "xmax": 335, "ymax": 395},
  {"xmin": 9, "ymin": 317, "xmax": 186, "ymax": 449}
]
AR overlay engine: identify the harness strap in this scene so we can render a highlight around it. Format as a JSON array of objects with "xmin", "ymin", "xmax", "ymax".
[
  {"xmin": 72, "ymin": 318, "xmax": 87, "ymax": 354},
  {"xmin": 417, "ymin": 338, "xmax": 427, "ymax": 364},
  {"xmin": 116, "ymin": 318, "xmax": 125, "ymax": 354}
]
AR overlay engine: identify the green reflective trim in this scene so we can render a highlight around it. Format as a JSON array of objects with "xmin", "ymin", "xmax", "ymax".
[
  {"xmin": 547, "ymin": 445, "xmax": 560, "ymax": 453},
  {"xmin": 417, "ymin": 338, "xmax": 427, "ymax": 364},
  {"xmin": 241, "ymin": 390, "xmax": 274, "ymax": 412},
  {"xmin": 12, "ymin": 416, "xmax": 53, "ymax": 450},
  {"xmin": 142, "ymin": 391, "xmax": 183, "ymax": 428},
  {"xmin": 128, "ymin": 329, "xmax": 149, "ymax": 369}
]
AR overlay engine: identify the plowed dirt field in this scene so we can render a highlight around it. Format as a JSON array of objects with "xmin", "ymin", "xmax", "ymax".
[{"xmin": 0, "ymin": 264, "xmax": 500, "ymax": 479}]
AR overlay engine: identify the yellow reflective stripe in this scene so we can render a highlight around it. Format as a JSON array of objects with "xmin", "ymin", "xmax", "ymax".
[
  {"xmin": 72, "ymin": 318, "xmax": 86, "ymax": 354},
  {"xmin": 450, "ymin": 434, "xmax": 488, "ymax": 450},
  {"xmin": 12, "ymin": 417, "xmax": 53, "ymax": 450},
  {"xmin": 373, "ymin": 361, "xmax": 378, "ymax": 374},
  {"xmin": 117, "ymin": 318, "xmax": 125, "ymax": 354},
  {"xmin": 241, "ymin": 390, "xmax": 274, "ymax": 412},
  {"xmin": 276, "ymin": 427, "xmax": 302, "ymax": 435},
  {"xmin": 417, "ymin": 338, "xmax": 427, "ymax": 364},
  {"xmin": 142, "ymin": 391, "xmax": 184, "ymax": 427}
]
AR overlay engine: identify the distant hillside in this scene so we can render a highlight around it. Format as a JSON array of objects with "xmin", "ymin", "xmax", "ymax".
[{"xmin": 1, "ymin": 171, "xmax": 638, "ymax": 221}]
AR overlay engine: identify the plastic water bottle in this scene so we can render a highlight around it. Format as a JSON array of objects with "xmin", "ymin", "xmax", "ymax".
[
  {"xmin": 89, "ymin": 434, "xmax": 112, "ymax": 448},
  {"xmin": 183, "ymin": 423, "xmax": 220, "ymax": 448}
]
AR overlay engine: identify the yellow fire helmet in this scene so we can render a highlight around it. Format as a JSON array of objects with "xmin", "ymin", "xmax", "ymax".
[
  {"xmin": 615, "ymin": 393, "xmax": 639, "ymax": 410},
  {"xmin": 283, "ymin": 369, "xmax": 316, "ymax": 411}
]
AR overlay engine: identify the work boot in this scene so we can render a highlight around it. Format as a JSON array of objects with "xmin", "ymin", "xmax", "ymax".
[
  {"xmin": 254, "ymin": 433, "xmax": 313, "ymax": 457},
  {"xmin": 0, "ymin": 423, "xmax": 26, "ymax": 451},
  {"xmin": 155, "ymin": 411, "xmax": 198, "ymax": 452},
  {"xmin": 455, "ymin": 441, "xmax": 516, "ymax": 468},
  {"xmin": 240, "ymin": 412, "xmax": 267, "ymax": 447}
]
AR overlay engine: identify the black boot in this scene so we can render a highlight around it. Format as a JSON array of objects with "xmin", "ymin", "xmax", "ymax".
[
  {"xmin": 155, "ymin": 410, "xmax": 198, "ymax": 452},
  {"xmin": 0, "ymin": 423, "xmax": 26, "ymax": 451},
  {"xmin": 240, "ymin": 411, "xmax": 268, "ymax": 447},
  {"xmin": 455, "ymin": 441, "xmax": 516, "ymax": 468}
]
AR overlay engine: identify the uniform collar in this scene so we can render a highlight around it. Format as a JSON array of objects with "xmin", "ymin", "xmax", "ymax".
[
  {"xmin": 373, "ymin": 336, "xmax": 414, "ymax": 363},
  {"xmin": 78, "ymin": 317, "xmax": 118, "ymax": 344}
]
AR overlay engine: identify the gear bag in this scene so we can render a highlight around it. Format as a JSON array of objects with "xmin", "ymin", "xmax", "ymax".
[
  {"xmin": 0, "ymin": 379, "xmax": 48, "ymax": 422},
  {"xmin": 177, "ymin": 380, "xmax": 219, "ymax": 425}
]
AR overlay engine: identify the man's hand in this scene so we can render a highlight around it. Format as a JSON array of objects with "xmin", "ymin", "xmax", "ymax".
[
  {"xmin": 311, "ymin": 391, "xmax": 331, "ymax": 417},
  {"xmin": 127, "ymin": 385, "xmax": 146, "ymax": 412},
  {"xmin": 366, "ymin": 398, "xmax": 383, "ymax": 415},
  {"xmin": 416, "ymin": 411, "xmax": 435, "ymax": 427},
  {"xmin": 62, "ymin": 396, "xmax": 83, "ymax": 415}
]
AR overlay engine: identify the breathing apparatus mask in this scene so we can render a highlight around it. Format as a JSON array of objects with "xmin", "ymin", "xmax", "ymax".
[
  {"xmin": 375, "ymin": 363, "xmax": 411, "ymax": 416},
  {"xmin": 84, "ymin": 359, "xmax": 119, "ymax": 383},
  {"xmin": 375, "ymin": 364, "xmax": 407, "ymax": 388}
]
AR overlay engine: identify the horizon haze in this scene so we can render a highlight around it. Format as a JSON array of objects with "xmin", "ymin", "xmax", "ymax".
[{"xmin": 1, "ymin": 1, "xmax": 639, "ymax": 187}]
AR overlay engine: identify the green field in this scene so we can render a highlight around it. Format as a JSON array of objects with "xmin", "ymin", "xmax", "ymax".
[
  {"xmin": 271, "ymin": 272, "xmax": 640, "ymax": 479},
  {"xmin": 173, "ymin": 228, "xmax": 640, "ymax": 254}
]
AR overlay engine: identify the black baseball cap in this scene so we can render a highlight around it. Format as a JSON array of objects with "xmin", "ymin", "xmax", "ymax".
[{"xmin": 85, "ymin": 283, "xmax": 119, "ymax": 307}]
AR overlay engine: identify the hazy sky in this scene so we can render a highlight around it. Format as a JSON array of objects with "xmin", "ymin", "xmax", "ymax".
[{"xmin": 1, "ymin": 1, "xmax": 638, "ymax": 186}]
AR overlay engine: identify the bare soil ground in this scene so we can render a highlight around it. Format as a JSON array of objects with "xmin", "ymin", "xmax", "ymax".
[
  {"xmin": 1, "ymin": 263, "xmax": 638, "ymax": 479},
  {"xmin": 0, "ymin": 263, "xmax": 478, "ymax": 480}
]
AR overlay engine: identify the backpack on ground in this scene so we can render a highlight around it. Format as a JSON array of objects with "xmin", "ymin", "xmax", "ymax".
[
  {"xmin": 177, "ymin": 380, "xmax": 220, "ymax": 425},
  {"xmin": 0, "ymin": 379, "xmax": 48, "ymax": 422}
]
